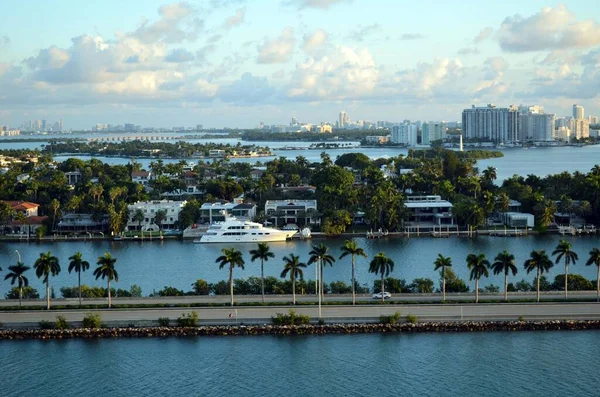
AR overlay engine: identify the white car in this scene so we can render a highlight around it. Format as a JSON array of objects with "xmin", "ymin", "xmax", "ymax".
[{"xmin": 372, "ymin": 292, "xmax": 392, "ymax": 299}]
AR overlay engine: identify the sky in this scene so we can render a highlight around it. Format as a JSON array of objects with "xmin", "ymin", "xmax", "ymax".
[{"xmin": 0, "ymin": 0, "xmax": 599, "ymax": 129}]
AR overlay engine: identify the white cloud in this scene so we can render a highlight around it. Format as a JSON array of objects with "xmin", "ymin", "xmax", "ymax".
[
  {"xmin": 291, "ymin": 0, "xmax": 350, "ymax": 10},
  {"xmin": 164, "ymin": 48, "xmax": 195, "ymax": 62},
  {"xmin": 219, "ymin": 72, "xmax": 275, "ymax": 103},
  {"xmin": 287, "ymin": 46, "xmax": 378, "ymax": 100},
  {"xmin": 348, "ymin": 24, "xmax": 380, "ymax": 42},
  {"xmin": 473, "ymin": 27, "xmax": 493, "ymax": 44},
  {"xmin": 129, "ymin": 1, "xmax": 203, "ymax": 44},
  {"xmin": 302, "ymin": 29, "xmax": 328, "ymax": 53},
  {"xmin": 498, "ymin": 5, "xmax": 600, "ymax": 52},
  {"xmin": 257, "ymin": 27, "xmax": 295, "ymax": 64},
  {"xmin": 483, "ymin": 56, "xmax": 508, "ymax": 80},
  {"xmin": 224, "ymin": 8, "xmax": 245, "ymax": 29}
]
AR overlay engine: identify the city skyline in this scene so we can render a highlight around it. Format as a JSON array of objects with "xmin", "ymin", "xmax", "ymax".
[{"xmin": 0, "ymin": 1, "xmax": 599, "ymax": 128}]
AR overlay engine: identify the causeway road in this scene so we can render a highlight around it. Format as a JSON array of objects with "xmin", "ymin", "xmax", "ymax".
[{"xmin": 2, "ymin": 302, "xmax": 600, "ymax": 327}]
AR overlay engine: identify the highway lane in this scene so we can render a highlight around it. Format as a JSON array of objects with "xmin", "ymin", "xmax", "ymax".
[
  {"xmin": 1, "ymin": 291, "xmax": 599, "ymax": 308},
  {"xmin": 2, "ymin": 302, "xmax": 600, "ymax": 327}
]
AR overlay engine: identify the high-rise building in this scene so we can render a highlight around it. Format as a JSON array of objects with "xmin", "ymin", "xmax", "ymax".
[
  {"xmin": 462, "ymin": 104, "xmax": 520, "ymax": 143},
  {"xmin": 391, "ymin": 123, "xmax": 418, "ymax": 146},
  {"xmin": 573, "ymin": 104, "xmax": 584, "ymax": 120},
  {"xmin": 339, "ymin": 111, "xmax": 347, "ymax": 128},
  {"xmin": 291, "ymin": 117, "xmax": 298, "ymax": 126},
  {"xmin": 588, "ymin": 115, "xmax": 599, "ymax": 125},
  {"xmin": 520, "ymin": 112, "xmax": 555, "ymax": 141},
  {"xmin": 570, "ymin": 118, "xmax": 590, "ymax": 139}
]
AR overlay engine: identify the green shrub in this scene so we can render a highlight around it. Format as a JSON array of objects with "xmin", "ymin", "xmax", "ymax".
[
  {"xmin": 518, "ymin": 316, "xmax": 525, "ymax": 322},
  {"xmin": 317, "ymin": 318, "xmax": 325, "ymax": 325},
  {"xmin": 55, "ymin": 315, "xmax": 69, "ymax": 330},
  {"xmin": 158, "ymin": 317, "xmax": 170, "ymax": 327},
  {"xmin": 39, "ymin": 320, "xmax": 54, "ymax": 329},
  {"xmin": 191, "ymin": 279, "xmax": 210, "ymax": 295},
  {"xmin": 406, "ymin": 314, "xmax": 418, "ymax": 325},
  {"xmin": 271, "ymin": 309, "xmax": 311, "ymax": 326},
  {"xmin": 82, "ymin": 312, "xmax": 102, "ymax": 329},
  {"xmin": 176, "ymin": 312, "xmax": 198, "ymax": 327},
  {"xmin": 6, "ymin": 286, "xmax": 39, "ymax": 299},
  {"xmin": 129, "ymin": 284, "xmax": 143, "ymax": 297},
  {"xmin": 379, "ymin": 311, "xmax": 402, "ymax": 324}
]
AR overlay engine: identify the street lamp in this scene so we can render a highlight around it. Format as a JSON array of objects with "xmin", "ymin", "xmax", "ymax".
[{"xmin": 15, "ymin": 249, "xmax": 21, "ymax": 263}]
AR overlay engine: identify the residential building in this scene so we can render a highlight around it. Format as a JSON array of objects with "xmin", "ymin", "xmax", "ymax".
[
  {"xmin": 1, "ymin": 201, "xmax": 46, "ymax": 235},
  {"xmin": 404, "ymin": 195, "xmax": 454, "ymax": 228},
  {"xmin": 2, "ymin": 201, "xmax": 40, "ymax": 217},
  {"xmin": 199, "ymin": 202, "xmax": 257, "ymax": 224},
  {"xmin": 588, "ymin": 115, "xmax": 599, "ymax": 124},
  {"xmin": 391, "ymin": 123, "xmax": 418, "ymax": 145},
  {"xmin": 365, "ymin": 135, "xmax": 390, "ymax": 144},
  {"xmin": 462, "ymin": 104, "xmax": 520, "ymax": 143},
  {"xmin": 423, "ymin": 121, "xmax": 447, "ymax": 144},
  {"xmin": 55, "ymin": 214, "xmax": 109, "ymax": 234},
  {"xmin": 250, "ymin": 169, "xmax": 265, "ymax": 181},
  {"xmin": 65, "ymin": 170, "xmax": 82, "ymax": 185},
  {"xmin": 265, "ymin": 199, "xmax": 319, "ymax": 227},
  {"xmin": 570, "ymin": 118, "xmax": 590, "ymax": 139},
  {"xmin": 127, "ymin": 200, "xmax": 187, "ymax": 231},
  {"xmin": 131, "ymin": 171, "xmax": 152, "ymax": 186},
  {"xmin": 520, "ymin": 112, "xmax": 555, "ymax": 141},
  {"xmin": 498, "ymin": 212, "xmax": 534, "ymax": 228},
  {"xmin": 339, "ymin": 111, "xmax": 347, "ymax": 128},
  {"xmin": 557, "ymin": 126, "xmax": 571, "ymax": 142},
  {"xmin": 573, "ymin": 104, "xmax": 584, "ymax": 120}
]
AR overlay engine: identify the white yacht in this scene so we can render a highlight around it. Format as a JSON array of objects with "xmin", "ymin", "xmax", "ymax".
[{"xmin": 197, "ymin": 218, "xmax": 296, "ymax": 243}]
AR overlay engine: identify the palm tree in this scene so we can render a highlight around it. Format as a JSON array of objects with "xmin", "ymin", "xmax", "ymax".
[
  {"xmin": 585, "ymin": 248, "xmax": 600, "ymax": 302},
  {"xmin": 339, "ymin": 239, "xmax": 367, "ymax": 305},
  {"xmin": 434, "ymin": 254, "xmax": 452, "ymax": 301},
  {"xmin": 216, "ymin": 247, "xmax": 245, "ymax": 306},
  {"xmin": 281, "ymin": 254, "xmax": 307, "ymax": 305},
  {"xmin": 369, "ymin": 253, "xmax": 395, "ymax": 302},
  {"xmin": 491, "ymin": 251, "xmax": 518, "ymax": 301},
  {"xmin": 552, "ymin": 240, "xmax": 578, "ymax": 299},
  {"xmin": 94, "ymin": 252, "xmax": 118, "ymax": 308},
  {"xmin": 4, "ymin": 262, "xmax": 30, "ymax": 307},
  {"xmin": 68, "ymin": 252, "xmax": 90, "ymax": 307},
  {"xmin": 154, "ymin": 209, "xmax": 167, "ymax": 231},
  {"xmin": 524, "ymin": 250, "xmax": 554, "ymax": 302},
  {"xmin": 34, "ymin": 251, "xmax": 61, "ymax": 310},
  {"xmin": 308, "ymin": 244, "xmax": 336, "ymax": 301},
  {"xmin": 467, "ymin": 253, "xmax": 490, "ymax": 303},
  {"xmin": 133, "ymin": 208, "xmax": 145, "ymax": 234},
  {"xmin": 249, "ymin": 243, "xmax": 275, "ymax": 303}
]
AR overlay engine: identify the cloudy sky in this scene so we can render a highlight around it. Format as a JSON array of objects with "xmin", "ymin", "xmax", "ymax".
[{"xmin": 1, "ymin": 0, "xmax": 599, "ymax": 129}]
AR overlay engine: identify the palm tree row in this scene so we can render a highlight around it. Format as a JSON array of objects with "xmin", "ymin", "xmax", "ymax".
[{"xmin": 3, "ymin": 251, "xmax": 118, "ymax": 308}]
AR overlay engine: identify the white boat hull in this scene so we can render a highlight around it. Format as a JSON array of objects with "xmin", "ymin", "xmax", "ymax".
[{"xmin": 198, "ymin": 230, "xmax": 295, "ymax": 243}]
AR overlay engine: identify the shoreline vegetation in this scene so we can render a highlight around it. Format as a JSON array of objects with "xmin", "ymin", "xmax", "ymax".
[{"xmin": 2, "ymin": 320, "xmax": 600, "ymax": 340}]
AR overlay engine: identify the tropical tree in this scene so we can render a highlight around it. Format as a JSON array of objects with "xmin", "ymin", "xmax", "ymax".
[
  {"xmin": 216, "ymin": 247, "xmax": 245, "ymax": 306},
  {"xmin": 552, "ymin": 240, "xmax": 578, "ymax": 299},
  {"xmin": 154, "ymin": 209, "xmax": 167, "ymax": 231},
  {"xmin": 339, "ymin": 239, "xmax": 367, "ymax": 305},
  {"xmin": 249, "ymin": 243, "xmax": 275, "ymax": 303},
  {"xmin": 586, "ymin": 248, "xmax": 600, "ymax": 302},
  {"xmin": 280, "ymin": 254, "xmax": 307, "ymax": 305},
  {"xmin": 466, "ymin": 253, "xmax": 490, "ymax": 303},
  {"xmin": 434, "ymin": 254, "xmax": 453, "ymax": 301},
  {"xmin": 524, "ymin": 250, "xmax": 554, "ymax": 302},
  {"xmin": 369, "ymin": 253, "xmax": 395, "ymax": 302},
  {"xmin": 308, "ymin": 244, "xmax": 336, "ymax": 301},
  {"xmin": 34, "ymin": 251, "xmax": 61, "ymax": 310},
  {"xmin": 94, "ymin": 252, "xmax": 118, "ymax": 308},
  {"xmin": 133, "ymin": 209, "xmax": 145, "ymax": 232},
  {"xmin": 491, "ymin": 251, "xmax": 518, "ymax": 301},
  {"xmin": 4, "ymin": 262, "xmax": 30, "ymax": 307},
  {"xmin": 68, "ymin": 252, "xmax": 90, "ymax": 307},
  {"xmin": 482, "ymin": 166, "xmax": 497, "ymax": 184}
]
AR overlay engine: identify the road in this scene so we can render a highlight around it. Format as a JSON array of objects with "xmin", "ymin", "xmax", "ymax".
[
  {"xmin": 2, "ymin": 302, "xmax": 600, "ymax": 327},
  {"xmin": 1, "ymin": 291, "xmax": 599, "ymax": 308}
]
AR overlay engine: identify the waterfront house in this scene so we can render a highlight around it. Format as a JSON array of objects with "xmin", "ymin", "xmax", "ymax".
[
  {"xmin": 55, "ymin": 213, "xmax": 109, "ymax": 234},
  {"xmin": 265, "ymin": 199, "xmax": 319, "ymax": 227},
  {"xmin": 126, "ymin": 200, "xmax": 187, "ymax": 231},
  {"xmin": 199, "ymin": 202, "xmax": 257, "ymax": 224},
  {"xmin": 404, "ymin": 195, "xmax": 454, "ymax": 230},
  {"xmin": 131, "ymin": 171, "xmax": 152, "ymax": 186},
  {"xmin": 1, "ymin": 200, "xmax": 47, "ymax": 235}
]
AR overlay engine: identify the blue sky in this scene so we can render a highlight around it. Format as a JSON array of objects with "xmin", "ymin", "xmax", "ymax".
[{"xmin": 0, "ymin": 0, "xmax": 599, "ymax": 129}]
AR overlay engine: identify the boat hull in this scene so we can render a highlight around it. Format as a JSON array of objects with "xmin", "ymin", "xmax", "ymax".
[{"xmin": 198, "ymin": 231, "xmax": 295, "ymax": 243}]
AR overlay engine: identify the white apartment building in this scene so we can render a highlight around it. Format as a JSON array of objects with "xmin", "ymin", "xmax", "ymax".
[
  {"xmin": 570, "ymin": 118, "xmax": 590, "ymax": 139},
  {"xmin": 573, "ymin": 104, "xmax": 584, "ymax": 120},
  {"xmin": 391, "ymin": 123, "xmax": 418, "ymax": 145},
  {"xmin": 265, "ymin": 199, "xmax": 319, "ymax": 227},
  {"xmin": 127, "ymin": 200, "xmax": 187, "ymax": 231},
  {"xmin": 199, "ymin": 202, "xmax": 257, "ymax": 224},
  {"xmin": 556, "ymin": 126, "xmax": 571, "ymax": 142},
  {"xmin": 588, "ymin": 115, "xmax": 599, "ymax": 124},
  {"xmin": 462, "ymin": 104, "xmax": 520, "ymax": 143},
  {"xmin": 131, "ymin": 171, "xmax": 152, "ymax": 186},
  {"xmin": 520, "ymin": 112, "xmax": 555, "ymax": 141},
  {"xmin": 422, "ymin": 121, "xmax": 447, "ymax": 145}
]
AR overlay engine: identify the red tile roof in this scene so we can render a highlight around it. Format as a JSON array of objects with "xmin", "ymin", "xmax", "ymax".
[{"xmin": 2, "ymin": 201, "xmax": 40, "ymax": 210}]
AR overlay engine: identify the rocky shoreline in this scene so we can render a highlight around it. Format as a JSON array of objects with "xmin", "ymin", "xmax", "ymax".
[{"xmin": 2, "ymin": 320, "xmax": 600, "ymax": 340}]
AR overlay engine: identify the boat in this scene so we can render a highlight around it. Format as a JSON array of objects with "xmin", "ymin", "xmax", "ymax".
[{"xmin": 196, "ymin": 217, "xmax": 297, "ymax": 243}]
